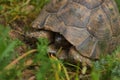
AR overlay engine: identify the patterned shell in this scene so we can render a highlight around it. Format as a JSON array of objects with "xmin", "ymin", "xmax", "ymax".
[{"xmin": 32, "ymin": 0, "xmax": 120, "ymax": 59}]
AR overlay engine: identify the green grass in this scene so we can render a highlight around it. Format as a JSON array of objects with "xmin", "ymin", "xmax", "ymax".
[
  {"xmin": 115, "ymin": 0, "xmax": 120, "ymax": 11},
  {"xmin": 0, "ymin": 25, "xmax": 22, "ymax": 79},
  {"xmin": 0, "ymin": 0, "xmax": 49, "ymax": 26},
  {"xmin": 91, "ymin": 46, "xmax": 120, "ymax": 80},
  {"xmin": 35, "ymin": 38, "xmax": 70, "ymax": 80}
]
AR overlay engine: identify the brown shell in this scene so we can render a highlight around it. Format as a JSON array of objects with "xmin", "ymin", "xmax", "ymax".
[{"xmin": 32, "ymin": 0, "xmax": 120, "ymax": 59}]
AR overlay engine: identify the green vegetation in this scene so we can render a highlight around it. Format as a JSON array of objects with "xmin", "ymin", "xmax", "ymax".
[
  {"xmin": 0, "ymin": 27, "xmax": 69, "ymax": 80},
  {"xmin": 115, "ymin": 0, "xmax": 120, "ymax": 11},
  {"xmin": 0, "ymin": 25, "xmax": 21, "ymax": 70},
  {"xmin": 0, "ymin": 0, "xmax": 120, "ymax": 80},
  {"xmin": 91, "ymin": 46, "xmax": 120, "ymax": 80},
  {"xmin": 0, "ymin": 25, "xmax": 22, "ymax": 79},
  {"xmin": 0, "ymin": 0, "xmax": 49, "ymax": 26},
  {"xmin": 35, "ymin": 38, "xmax": 70, "ymax": 80}
]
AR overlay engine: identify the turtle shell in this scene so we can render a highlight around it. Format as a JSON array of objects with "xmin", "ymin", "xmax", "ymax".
[{"xmin": 32, "ymin": 0, "xmax": 120, "ymax": 59}]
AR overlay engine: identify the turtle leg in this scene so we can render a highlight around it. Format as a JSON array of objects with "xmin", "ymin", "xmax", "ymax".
[{"xmin": 69, "ymin": 47, "xmax": 92, "ymax": 66}]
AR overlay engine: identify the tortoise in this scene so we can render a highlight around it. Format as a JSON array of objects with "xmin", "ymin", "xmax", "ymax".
[{"xmin": 30, "ymin": 0, "xmax": 120, "ymax": 65}]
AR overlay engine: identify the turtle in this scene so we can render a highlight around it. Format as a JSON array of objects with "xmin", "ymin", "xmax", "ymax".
[{"xmin": 30, "ymin": 0, "xmax": 120, "ymax": 65}]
